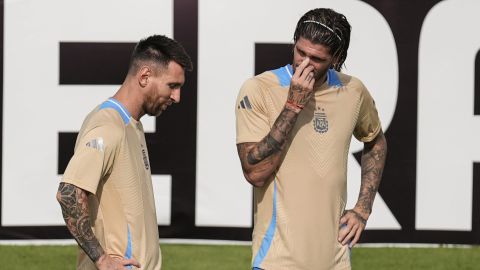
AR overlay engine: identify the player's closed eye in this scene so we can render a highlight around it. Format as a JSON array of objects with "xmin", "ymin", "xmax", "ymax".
[
  {"xmin": 168, "ymin": 83, "xmax": 181, "ymax": 89},
  {"xmin": 310, "ymin": 57, "xmax": 324, "ymax": 63}
]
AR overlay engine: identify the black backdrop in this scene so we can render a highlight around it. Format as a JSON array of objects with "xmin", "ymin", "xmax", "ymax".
[{"xmin": 1, "ymin": 0, "xmax": 480, "ymax": 244}]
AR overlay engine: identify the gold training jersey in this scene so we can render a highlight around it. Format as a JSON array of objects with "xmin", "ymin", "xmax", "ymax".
[
  {"xmin": 236, "ymin": 65, "xmax": 381, "ymax": 270},
  {"xmin": 62, "ymin": 98, "xmax": 161, "ymax": 270}
]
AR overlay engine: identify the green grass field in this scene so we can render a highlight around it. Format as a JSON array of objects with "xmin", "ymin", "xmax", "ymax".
[{"xmin": 0, "ymin": 244, "xmax": 479, "ymax": 269}]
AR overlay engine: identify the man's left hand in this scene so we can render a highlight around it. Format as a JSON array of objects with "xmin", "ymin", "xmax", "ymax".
[{"xmin": 338, "ymin": 209, "xmax": 368, "ymax": 248}]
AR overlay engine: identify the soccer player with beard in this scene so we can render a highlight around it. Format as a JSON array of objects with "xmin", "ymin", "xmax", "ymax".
[
  {"xmin": 57, "ymin": 35, "xmax": 192, "ymax": 270},
  {"xmin": 236, "ymin": 8, "xmax": 387, "ymax": 270}
]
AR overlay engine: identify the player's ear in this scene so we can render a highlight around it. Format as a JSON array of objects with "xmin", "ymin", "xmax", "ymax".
[{"xmin": 138, "ymin": 66, "xmax": 151, "ymax": 87}]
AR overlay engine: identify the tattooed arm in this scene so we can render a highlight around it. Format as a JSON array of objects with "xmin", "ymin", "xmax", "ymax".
[
  {"xmin": 237, "ymin": 58, "xmax": 315, "ymax": 187},
  {"xmin": 355, "ymin": 129, "xmax": 388, "ymax": 218},
  {"xmin": 56, "ymin": 182, "xmax": 140, "ymax": 269},
  {"xmin": 237, "ymin": 108, "xmax": 300, "ymax": 187},
  {"xmin": 56, "ymin": 182, "xmax": 103, "ymax": 261},
  {"xmin": 338, "ymin": 130, "xmax": 387, "ymax": 247}
]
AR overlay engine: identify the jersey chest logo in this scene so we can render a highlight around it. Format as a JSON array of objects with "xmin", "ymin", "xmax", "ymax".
[{"xmin": 313, "ymin": 107, "xmax": 329, "ymax": 133}]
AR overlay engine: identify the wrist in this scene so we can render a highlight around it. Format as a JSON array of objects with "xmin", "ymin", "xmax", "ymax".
[
  {"xmin": 352, "ymin": 206, "xmax": 370, "ymax": 221},
  {"xmin": 94, "ymin": 252, "xmax": 107, "ymax": 267},
  {"xmin": 285, "ymin": 101, "xmax": 303, "ymax": 113}
]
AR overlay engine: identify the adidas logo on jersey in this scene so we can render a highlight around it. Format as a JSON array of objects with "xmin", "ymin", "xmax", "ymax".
[
  {"xmin": 85, "ymin": 137, "xmax": 104, "ymax": 151},
  {"xmin": 238, "ymin": 96, "xmax": 252, "ymax": 110}
]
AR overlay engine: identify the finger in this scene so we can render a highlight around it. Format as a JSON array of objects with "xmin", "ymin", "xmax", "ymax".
[
  {"xmin": 299, "ymin": 65, "xmax": 314, "ymax": 81},
  {"xmin": 301, "ymin": 72, "xmax": 314, "ymax": 89},
  {"xmin": 342, "ymin": 224, "xmax": 358, "ymax": 245},
  {"xmin": 305, "ymin": 71, "xmax": 314, "ymax": 82},
  {"xmin": 307, "ymin": 73, "xmax": 315, "ymax": 88},
  {"xmin": 122, "ymin": 258, "xmax": 141, "ymax": 268},
  {"xmin": 350, "ymin": 227, "xmax": 363, "ymax": 248},
  {"xmin": 339, "ymin": 212, "xmax": 351, "ymax": 226},
  {"xmin": 337, "ymin": 223, "xmax": 350, "ymax": 243},
  {"xmin": 294, "ymin": 58, "xmax": 310, "ymax": 78}
]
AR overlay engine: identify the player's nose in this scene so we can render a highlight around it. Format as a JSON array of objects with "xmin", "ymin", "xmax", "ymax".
[{"xmin": 171, "ymin": 88, "xmax": 181, "ymax": 103}]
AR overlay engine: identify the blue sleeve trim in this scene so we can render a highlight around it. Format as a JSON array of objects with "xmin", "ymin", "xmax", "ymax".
[
  {"xmin": 99, "ymin": 98, "xmax": 131, "ymax": 125},
  {"xmin": 271, "ymin": 64, "xmax": 293, "ymax": 87},
  {"xmin": 252, "ymin": 179, "xmax": 277, "ymax": 268}
]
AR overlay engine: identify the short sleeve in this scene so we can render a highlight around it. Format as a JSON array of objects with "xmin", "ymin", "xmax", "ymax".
[
  {"xmin": 236, "ymin": 78, "xmax": 270, "ymax": 144},
  {"xmin": 353, "ymin": 84, "xmax": 382, "ymax": 142},
  {"xmin": 62, "ymin": 124, "xmax": 122, "ymax": 194}
]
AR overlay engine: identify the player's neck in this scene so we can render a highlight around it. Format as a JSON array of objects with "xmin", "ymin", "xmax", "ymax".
[{"xmin": 112, "ymin": 83, "xmax": 144, "ymax": 121}]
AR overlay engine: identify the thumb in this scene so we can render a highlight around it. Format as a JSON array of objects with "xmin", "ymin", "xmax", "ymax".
[{"xmin": 340, "ymin": 214, "xmax": 348, "ymax": 225}]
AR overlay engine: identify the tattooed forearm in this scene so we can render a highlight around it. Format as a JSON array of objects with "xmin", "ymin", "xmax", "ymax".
[
  {"xmin": 345, "ymin": 209, "xmax": 367, "ymax": 225},
  {"xmin": 287, "ymin": 84, "xmax": 313, "ymax": 108},
  {"xmin": 238, "ymin": 60, "xmax": 315, "ymax": 186},
  {"xmin": 247, "ymin": 134, "xmax": 281, "ymax": 164},
  {"xmin": 246, "ymin": 107, "xmax": 299, "ymax": 165},
  {"xmin": 57, "ymin": 183, "xmax": 104, "ymax": 262},
  {"xmin": 356, "ymin": 130, "xmax": 387, "ymax": 216}
]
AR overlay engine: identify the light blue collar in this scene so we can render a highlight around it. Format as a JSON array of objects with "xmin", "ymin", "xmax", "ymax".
[
  {"xmin": 271, "ymin": 64, "xmax": 343, "ymax": 88},
  {"xmin": 99, "ymin": 98, "xmax": 132, "ymax": 125}
]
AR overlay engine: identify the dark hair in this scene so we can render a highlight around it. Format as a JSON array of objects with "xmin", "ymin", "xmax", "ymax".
[
  {"xmin": 128, "ymin": 35, "xmax": 193, "ymax": 75},
  {"xmin": 293, "ymin": 8, "xmax": 351, "ymax": 71}
]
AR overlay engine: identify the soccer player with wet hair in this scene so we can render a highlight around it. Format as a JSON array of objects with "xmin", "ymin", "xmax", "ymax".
[{"xmin": 236, "ymin": 8, "xmax": 387, "ymax": 270}]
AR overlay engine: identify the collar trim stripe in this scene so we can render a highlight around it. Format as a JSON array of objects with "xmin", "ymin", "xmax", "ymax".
[
  {"xmin": 327, "ymin": 69, "xmax": 343, "ymax": 87},
  {"xmin": 271, "ymin": 64, "xmax": 342, "ymax": 88},
  {"xmin": 271, "ymin": 64, "xmax": 293, "ymax": 87},
  {"xmin": 99, "ymin": 98, "xmax": 131, "ymax": 125}
]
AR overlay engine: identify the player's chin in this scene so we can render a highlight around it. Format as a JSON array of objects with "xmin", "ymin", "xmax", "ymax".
[
  {"xmin": 314, "ymin": 70, "xmax": 327, "ymax": 80},
  {"xmin": 147, "ymin": 107, "xmax": 164, "ymax": 117}
]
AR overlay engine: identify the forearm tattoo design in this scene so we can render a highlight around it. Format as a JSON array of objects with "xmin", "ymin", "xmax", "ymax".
[
  {"xmin": 358, "ymin": 133, "xmax": 387, "ymax": 215},
  {"xmin": 247, "ymin": 107, "xmax": 299, "ymax": 165},
  {"xmin": 287, "ymin": 84, "xmax": 314, "ymax": 108},
  {"xmin": 57, "ymin": 183, "xmax": 104, "ymax": 262},
  {"xmin": 346, "ymin": 209, "xmax": 367, "ymax": 225}
]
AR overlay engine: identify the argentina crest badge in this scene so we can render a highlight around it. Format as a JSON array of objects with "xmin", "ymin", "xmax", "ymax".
[{"xmin": 313, "ymin": 107, "xmax": 329, "ymax": 133}]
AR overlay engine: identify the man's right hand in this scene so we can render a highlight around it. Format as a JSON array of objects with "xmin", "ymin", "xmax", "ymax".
[
  {"xmin": 286, "ymin": 58, "xmax": 316, "ymax": 113},
  {"xmin": 95, "ymin": 254, "xmax": 141, "ymax": 270},
  {"xmin": 237, "ymin": 59, "xmax": 315, "ymax": 187}
]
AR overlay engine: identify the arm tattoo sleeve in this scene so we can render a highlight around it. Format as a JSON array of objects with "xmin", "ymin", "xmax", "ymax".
[
  {"xmin": 346, "ymin": 209, "xmax": 367, "ymax": 225},
  {"xmin": 287, "ymin": 84, "xmax": 313, "ymax": 108},
  {"xmin": 358, "ymin": 132, "xmax": 387, "ymax": 215},
  {"xmin": 247, "ymin": 107, "xmax": 299, "ymax": 165},
  {"xmin": 57, "ymin": 182, "xmax": 104, "ymax": 262}
]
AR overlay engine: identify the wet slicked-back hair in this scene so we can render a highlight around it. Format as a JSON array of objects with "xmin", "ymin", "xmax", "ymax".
[
  {"xmin": 293, "ymin": 8, "xmax": 351, "ymax": 71},
  {"xmin": 128, "ymin": 35, "xmax": 193, "ymax": 75}
]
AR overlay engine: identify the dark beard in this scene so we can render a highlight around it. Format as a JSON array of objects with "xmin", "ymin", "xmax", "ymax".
[{"xmin": 143, "ymin": 102, "xmax": 162, "ymax": 117}]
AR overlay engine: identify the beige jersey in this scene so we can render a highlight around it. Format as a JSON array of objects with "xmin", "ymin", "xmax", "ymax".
[
  {"xmin": 62, "ymin": 98, "xmax": 161, "ymax": 270},
  {"xmin": 236, "ymin": 65, "xmax": 381, "ymax": 270}
]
